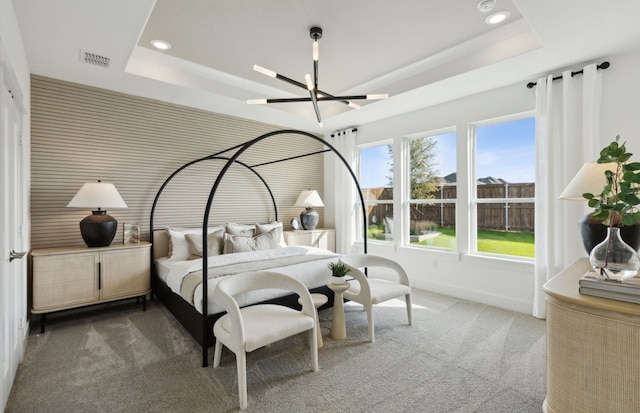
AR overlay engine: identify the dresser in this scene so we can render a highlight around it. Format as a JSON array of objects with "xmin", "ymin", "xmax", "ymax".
[
  {"xmin": 283, "ymin": 229, "xmax": 336, "ymax": 252},
  {"xmin": 542, "ymin": 258, "xmax": 640, "ymax": 413},
  {"xmin": 31, "ymin": 242, "xmax": 151, "ymax": 332}
]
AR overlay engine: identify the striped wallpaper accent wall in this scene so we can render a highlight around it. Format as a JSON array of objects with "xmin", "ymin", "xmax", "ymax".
[{"xmin": 31, "ymin": 75, "xmax": 325, "ymax": 249}]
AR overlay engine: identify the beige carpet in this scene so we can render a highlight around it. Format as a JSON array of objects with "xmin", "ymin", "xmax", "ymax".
[{"xmin": 6, "ymin": 289, "xmax": 546, "ymax": 412}]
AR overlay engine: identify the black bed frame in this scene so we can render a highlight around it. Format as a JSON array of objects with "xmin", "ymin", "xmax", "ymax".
[{"xmin": 149, "ymin": 129, "xmax": 368, "ymax": 367}]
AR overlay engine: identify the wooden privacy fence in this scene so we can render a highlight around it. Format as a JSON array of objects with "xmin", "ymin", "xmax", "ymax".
[{"xmin": 364, "ymin": 183, "xmax": 535, "ymax": 232}]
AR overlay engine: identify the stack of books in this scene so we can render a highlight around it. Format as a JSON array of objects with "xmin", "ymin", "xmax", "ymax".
[{"xmin": 579, "ymin": 271, "xmax": 640, "ymax": 304}]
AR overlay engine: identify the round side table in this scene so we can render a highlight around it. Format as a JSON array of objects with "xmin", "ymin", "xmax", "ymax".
[
  {"xmin": 299, "ymin": 293, "xmax": 328, "ymax": 348},
  {"xmin": 327, "ymin": 281, "xmax": 350, "ymax": 340}
]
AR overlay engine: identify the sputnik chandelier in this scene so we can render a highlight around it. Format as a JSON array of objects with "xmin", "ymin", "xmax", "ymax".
[{"xmin": 248, "ymin": 27, "xmax": 388, "ymax": 127}]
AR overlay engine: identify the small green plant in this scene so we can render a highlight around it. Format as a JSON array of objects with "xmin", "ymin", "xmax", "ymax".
[
  {"xmin": 583, "ymin": 135, "xmax": 640, "ymax": 226},
  {"xmin": 327, "ymin": 261, "xmax": 350, "ymax": 277}
]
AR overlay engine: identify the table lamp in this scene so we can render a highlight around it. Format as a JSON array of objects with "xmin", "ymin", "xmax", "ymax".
[
  {"xmin": 67, "ymin": 180, "xmax": 128, "ymax": 247},
  {"xmin": 295, "ymin": 189, "xmax": 324, "ymax": 230},
  {"xmin": 559, "ymin": 162, "xmax": 640, "ymax": 253}
]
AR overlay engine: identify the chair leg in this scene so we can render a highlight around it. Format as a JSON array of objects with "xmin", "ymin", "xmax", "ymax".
[
  {"xmin": 213, "ymin": 340, "xmax": 222, "ymax": 368},
  {"xmin": 237, "ymin": 351, "xmax": 247, "ymax": 410},
  {"xmin": 309, "ymin": 328, "xmax": 318, "ymax": 372},
  {"xmin": 406, "ymin": 294, "xmax": 413, "ymax": 325},
  {"xmin": 366, "ymin": 305, "xmax": 375, "ymax": 343}
]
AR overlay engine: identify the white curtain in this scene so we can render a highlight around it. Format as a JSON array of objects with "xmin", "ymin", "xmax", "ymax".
[
  {"xmin": 532, "ymin": 64, "xmax": 603, "ymax": 318},
  {"xmin": 332, "ymin": 128, "xmax": 358, "ymax": 254}
]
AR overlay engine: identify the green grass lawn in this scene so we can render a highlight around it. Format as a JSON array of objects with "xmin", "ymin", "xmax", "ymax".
[{"xmin": 368, "ymin": 225, "xmax": 535, "ymax": 258}]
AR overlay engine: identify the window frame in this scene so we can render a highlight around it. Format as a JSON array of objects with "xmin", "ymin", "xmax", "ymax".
[
  {"xmin": 402, "ymin": 127, "xmax": 457, "ymax": 250},
  {"xmin": 469, "ymin": 111, "xmax": 536, "ymax": 260},
  {"xmin": 357, "ymin": 140, "xmax": 395, "ymax": 244}
]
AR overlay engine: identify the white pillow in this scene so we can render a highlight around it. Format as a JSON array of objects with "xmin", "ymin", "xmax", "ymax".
[
  {"xmin": 255, "ymin": 221, "xmax": 287, "ymax": 248},
  {"xmin": 185, "ymin": 229, "xmax": 225, "ymax": 257},
  {"xmin": 166, "ymin": 226, "xmax": 224, "ymax": 261},
  {"xmin": 225, "ymin": 223, "xmax": 255, "ymax": 236},
  {"xmin": 222, "ymin": 228, "xmax": 280, "ymax": 254}
]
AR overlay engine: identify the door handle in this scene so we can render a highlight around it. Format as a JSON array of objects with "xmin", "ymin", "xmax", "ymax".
[{"xmin": 9, "ymin": 250, "xmax": 26, "ymax": 262}]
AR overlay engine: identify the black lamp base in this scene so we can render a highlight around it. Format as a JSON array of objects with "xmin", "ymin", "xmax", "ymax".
[
  {"xmin": 79, "ymin": 210, "xmax": 118, "ymax": 247},
  {"xmin": 579, "ymin": 212, "xmax": 640, "ymax": 254},
  {"xmin": 300, "ymin": 207, "xmax": 319, "ymax": 230}
]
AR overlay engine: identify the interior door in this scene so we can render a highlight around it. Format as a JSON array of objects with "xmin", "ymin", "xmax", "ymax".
[{"xmin": 0, "ymin": 50, "xmax": 27, "ymax": 409}]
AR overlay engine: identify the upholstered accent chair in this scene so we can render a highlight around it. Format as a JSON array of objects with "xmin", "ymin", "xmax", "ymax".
[
  {"xmin": 339, "ymin": 254, "xmax": 412, "ymax": 342},
  {"xmin": 212, "ymin": 271, "xmax": 318, "ymax": 410}
]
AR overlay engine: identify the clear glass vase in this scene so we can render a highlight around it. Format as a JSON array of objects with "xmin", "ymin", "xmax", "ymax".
[{"xmin": 589, "ymin": 226, "xmax": 640, "ymax": 281}]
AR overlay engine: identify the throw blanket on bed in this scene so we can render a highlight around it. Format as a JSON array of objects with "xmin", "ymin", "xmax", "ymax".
[{"xmin": 180, "ymin": 248, "xmax": 337, "ymax": 305}]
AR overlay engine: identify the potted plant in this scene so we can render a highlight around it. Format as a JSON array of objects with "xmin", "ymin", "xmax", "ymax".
[
  {"xmin": 583, "ymin": 136, "xmax": 640, "ymax": 280},
  {"xmin": 327, "ymin": 261, "xmax": 350, "ymax": 284}
]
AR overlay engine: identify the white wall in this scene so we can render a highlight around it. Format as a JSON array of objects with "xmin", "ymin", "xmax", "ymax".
[
  {"xmin": 326, "ymin": 49, "xmax": 640, "ymax": 315},
  {"xmin": 600, "ymin": 51, "xmax": 640, "ymax": 155}
]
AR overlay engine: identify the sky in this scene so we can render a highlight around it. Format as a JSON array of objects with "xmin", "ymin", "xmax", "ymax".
[{"xmin": 360, "ymin": 117, "xmax": 536, "ymax": 188}]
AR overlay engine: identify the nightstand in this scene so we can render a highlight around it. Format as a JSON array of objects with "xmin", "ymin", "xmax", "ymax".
[
  {"xmin": 283, "ymin": 228, "xmax": 336, "ymax": 252},
  {"xmin": 543, "ymin": 258, "xmax": 640, "ymax": 412},
  {"xmin": 31, "ymin": 242, "xmax": 151, "ymax": 333}
]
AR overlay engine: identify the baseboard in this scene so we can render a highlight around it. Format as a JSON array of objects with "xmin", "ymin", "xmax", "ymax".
[{"xmin": 411, "ymin": 279, "xmax": 533, "ymax": 314}]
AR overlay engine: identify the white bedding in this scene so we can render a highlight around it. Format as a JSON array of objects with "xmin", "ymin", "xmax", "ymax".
[{"xmin": 155, "ymin": 246, "xmax": 339, "ymax": 314}]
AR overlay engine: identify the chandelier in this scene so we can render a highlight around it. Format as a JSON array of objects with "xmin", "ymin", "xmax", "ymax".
[{"xmin": 248, "ymin": 27, "xmax": 388, "ymax": 127}]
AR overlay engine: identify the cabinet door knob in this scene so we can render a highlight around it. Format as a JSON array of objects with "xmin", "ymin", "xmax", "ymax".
[{"xmin": 9, "ymin": 250, "xmax": 26, "ymax": 262}]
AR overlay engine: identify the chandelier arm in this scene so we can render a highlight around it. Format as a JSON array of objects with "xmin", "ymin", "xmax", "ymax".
[
  {"xmin": 264, "ymin": 98, "xmax": 313, "ymax": 103},
  {"xmin": 316, "ymin": 95, "xmax": 369, "ymax": 101},
  {"xmin": 313, "ymin": 59, "xmax": 319, "ymax": 91},
  {"xmin": 257, "ymin": 95, "xmax": 384, "ymax": 104},
  {"xmin": 274, "ymin": 73, "xmax": 308, "ymax": 91},
  {"xmin": 308, "ymin": 89, "xmax": 322, "ymax": 125}
]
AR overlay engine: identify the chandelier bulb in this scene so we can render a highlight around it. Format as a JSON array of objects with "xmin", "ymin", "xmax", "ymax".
[
  {"xmin": 253, "ymin": 65, "xmax": 277, "ymax": 78},
  {"xmin": 305, "ymin": 74, "xmax": 314, "ymax": 91},
  {"xmin": 313, "ymin": 41, "xmax": 319, "ymax": 61}
]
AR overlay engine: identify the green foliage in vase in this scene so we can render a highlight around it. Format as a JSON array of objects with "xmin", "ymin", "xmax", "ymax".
[
  {"xmin": 327, "ymin": 261, "xmax": 351, "ymax": 277},
  {"xmin": 583, "ymin": 135, "xmax": 640, "ymax": 226}
]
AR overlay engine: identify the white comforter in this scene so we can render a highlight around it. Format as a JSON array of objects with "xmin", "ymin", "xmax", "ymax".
[{"xmin": 156, "ymin": 246, "xmax": 339, "ymax": 314}]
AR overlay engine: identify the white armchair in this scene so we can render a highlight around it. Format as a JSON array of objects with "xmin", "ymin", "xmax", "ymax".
[
  {"xmin": 212, "ymin": 271, "xmax": 318, "ymax": 410},
  {"xmin": 339, "ymin": 254, "xmax": 412, "ymax": 342}
]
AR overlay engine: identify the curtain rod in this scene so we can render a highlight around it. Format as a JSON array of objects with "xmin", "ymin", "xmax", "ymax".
[
  {"xmin": 330, "ymin": 127, "xmax": 358, "ymax": 138},
  {"xmin": 526, "ymin": 61, "xmax": 610, "ymax": 89}
]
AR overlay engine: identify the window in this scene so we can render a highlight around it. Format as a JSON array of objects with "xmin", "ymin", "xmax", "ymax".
[
  {"xmin": 359, "ymin": 144, "xmax": 393, "ymax": 242},
  {"xmin": 473, "ymin": 116, "xmax": 535, "ymax": 258},
  {"xmin": 406, "ymin": 131, "xmax": 456, "ymax": 250}
]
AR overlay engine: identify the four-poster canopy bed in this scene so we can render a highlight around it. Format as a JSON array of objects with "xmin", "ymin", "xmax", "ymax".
[{"xmin": 149, "ymin": 129, "xmax": 368, "ymax": 366}]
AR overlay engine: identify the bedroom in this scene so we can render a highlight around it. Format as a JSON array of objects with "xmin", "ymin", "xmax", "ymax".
[{"xmin": 3, "ymin": 0, "xmax": 640, "ymax": 411}]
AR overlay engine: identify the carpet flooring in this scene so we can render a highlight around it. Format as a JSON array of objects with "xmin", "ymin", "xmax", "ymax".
[{"xmin": 5, "ymin": 289, "xmax": 546, "ymax": 412}]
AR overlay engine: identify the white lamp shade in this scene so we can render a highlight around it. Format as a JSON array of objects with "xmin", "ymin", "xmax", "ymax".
[
  {"xmin": 294, "ymin": 190, "xmax": 324, "ymax": 208},
  {"xmin": 559, "ymin": 162, "xmax": 617, "ymax": 201},
  {"xmin": 67, "ymin": 182, "xmax": 128, "ymax": 209}
]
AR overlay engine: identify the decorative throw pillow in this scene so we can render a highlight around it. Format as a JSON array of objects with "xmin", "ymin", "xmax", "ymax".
[
  {"xmin": 166, "ymin": 226, "xmax": 224, "ymax": 261},
  {"xmin": 225, "ymin": 223, "xmax": 255, "ymax": 237},
  {"xmin": 185, "ymin": 229, "xmax": 225, "ymax": 257},
  {"xmin": 223, "ymin": 228, "xmax": 280, "ymax": 254},
  {"xmin": 255, "ymin": 221, "xmax": 287, "ymax": 248}
]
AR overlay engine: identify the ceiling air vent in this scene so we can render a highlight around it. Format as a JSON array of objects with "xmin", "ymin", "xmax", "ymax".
[{"xmin": 80, "ymin": 50, "xmax": 110, "ymax": 68}]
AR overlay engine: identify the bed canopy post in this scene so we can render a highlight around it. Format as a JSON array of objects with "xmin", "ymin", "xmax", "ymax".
[{"xmin": 199, "ymin": 129, "xmax": 367, "ymax": 367}]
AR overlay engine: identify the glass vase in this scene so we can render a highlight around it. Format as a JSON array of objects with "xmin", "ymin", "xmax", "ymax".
[{"xmin": 589, "ymin": 226, "xmax": 640, "ymax": 281}]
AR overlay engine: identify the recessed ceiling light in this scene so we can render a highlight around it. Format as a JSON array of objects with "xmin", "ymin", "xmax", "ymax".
[
  {"xmin": 485, "ymin": 11, "xmax": 510, "ymax": 25},
  {"xmin": 150, "ymin": 39, "xmax": 171, "ymax": 50},
  {"xmin": 477, "ymin": 0, "xmax": 496, "ymax": 13}
]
